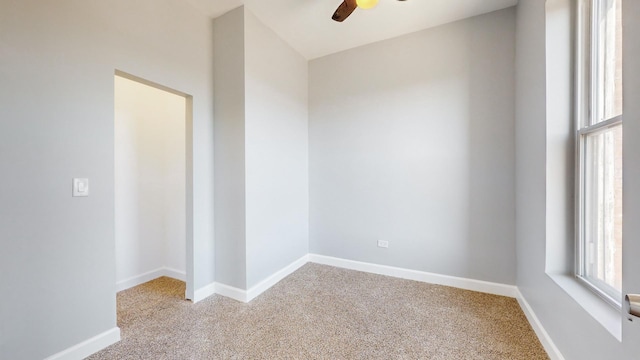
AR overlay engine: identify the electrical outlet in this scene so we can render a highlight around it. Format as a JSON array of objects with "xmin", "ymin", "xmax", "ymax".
[{"xmin": 377, "ymin": 240, "xmax": 389, "ymax": 248}]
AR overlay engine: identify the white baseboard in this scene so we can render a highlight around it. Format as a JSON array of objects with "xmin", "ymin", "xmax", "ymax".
[
  {"xmin": 215, "ymin": 282, "xmax": 247, "ymax": 303},
  {"xmin": 308, "ymin": 254, "xmax": 518, "ymax": 298},
  {"xmin": 516, "ymin": 290, "xmax": 565, "ymax": 360},
  {"xmin": 194, "ymin": 255, "xmax": 311, "ymax": 304},
  {"xmin": 246, "ymin": 254, "xmax": 309, "ymax": 302},
  {"xmin": 192, "ymin": 282, "xmax": 217, "ymax": 303},
  {"xmin": 116, "ymin": 267, "xmax": 186, "ymax": 292},
  {"xmin": 163, "ymin": 267, "xmax": 187, "ymax": 282},
  {"xmin": 44, "ymin": 327, "xmax": 120, "ymax": 360}
]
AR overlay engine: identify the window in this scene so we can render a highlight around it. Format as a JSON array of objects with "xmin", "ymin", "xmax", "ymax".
[{"xmin": 576, "ymin": 0, "xmax": 623, "ymax": 306}]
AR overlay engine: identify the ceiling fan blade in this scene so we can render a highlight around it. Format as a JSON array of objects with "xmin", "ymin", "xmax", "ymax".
[{"xmin": 332, "ymin": 0, "xmax": 357, "ymax": 22}]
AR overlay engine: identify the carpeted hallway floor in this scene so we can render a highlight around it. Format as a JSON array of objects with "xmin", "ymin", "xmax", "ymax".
[{"xmin": 88, "ymin": 263, "xmax": 548, "ymax": 359}]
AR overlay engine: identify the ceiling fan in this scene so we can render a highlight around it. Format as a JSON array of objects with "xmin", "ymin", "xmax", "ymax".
[{"xmin": 332, "ymin": 0, "xmax": 407, "ymax": 22}]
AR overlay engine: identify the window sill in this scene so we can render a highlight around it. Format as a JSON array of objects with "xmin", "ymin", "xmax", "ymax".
[{"xmin": 548, "ymin": 273, "xmax": 622, "ymax": 341}]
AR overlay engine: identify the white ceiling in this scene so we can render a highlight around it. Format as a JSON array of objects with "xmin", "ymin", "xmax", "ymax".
[
  {"xmin": 184, "ymin": 0, "xmax": 244, "ymax": 18},
  {"xmin": 185, "ymin": 0, "xmax": 518, "ymax": 59}
]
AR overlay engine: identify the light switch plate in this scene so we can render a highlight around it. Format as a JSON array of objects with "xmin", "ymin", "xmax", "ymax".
[{"xmin": 73, "ymin": 178, "xmax": 89, "ymax": 197}]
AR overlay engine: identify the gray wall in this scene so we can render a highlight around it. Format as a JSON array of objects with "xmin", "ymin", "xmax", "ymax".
[
  {"xmin": 244, "ymin": 10, "xmax": 309, "ymax": 288},
  {"xmin": 515, "ymin": 0, "xmax": 640, "ymax": 358},
  {"xmin": 308, "ymin": 8, "xmax": 517, "ymax": 285},
  {"xmin": 213, "ymin": 7, "xmax": 309, "ymax": 290},
  {"xmin": 214, "ymin": 7, "xmax": 247, "ymax": 290},
  {"xmin": 0, "ymin": 1, "xmax": 215, "ymax": 358},
  {"xmin": 545, "ymin": 0, "xmax": 575, "ymax": 275}
]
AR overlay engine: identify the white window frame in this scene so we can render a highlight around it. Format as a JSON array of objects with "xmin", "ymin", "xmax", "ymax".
[{"xmin": 575, "ymin": 0, "xmax": 623, "ymax": 308}]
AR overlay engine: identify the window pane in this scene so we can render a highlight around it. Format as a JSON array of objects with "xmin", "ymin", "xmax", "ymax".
[
  {"xmin": 594, "ymin": 0, "xmax": 623, "ymax": 124},
  {"xmin": 584, "ymin": 125, "xmax": 623, "ymax": 296}
]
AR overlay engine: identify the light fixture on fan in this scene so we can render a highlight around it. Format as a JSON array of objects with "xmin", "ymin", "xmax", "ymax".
[
  {"xmin": 332, "ymin": 0, "xmax": 406, "ymax": 22},
  {"xmin": 355, "ymin": 0, "xmax": 379, "ymax": 10}
]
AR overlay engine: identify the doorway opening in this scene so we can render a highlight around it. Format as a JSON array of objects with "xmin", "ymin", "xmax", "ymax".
[{"xmin": 113, "ymin": 71, "xmax": 193, "ymax": 301}]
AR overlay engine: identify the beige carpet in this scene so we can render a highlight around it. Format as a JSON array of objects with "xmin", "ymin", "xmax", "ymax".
[{"xmin": 88, "ymin": 263, "xmax": 548, "ymax": 359}]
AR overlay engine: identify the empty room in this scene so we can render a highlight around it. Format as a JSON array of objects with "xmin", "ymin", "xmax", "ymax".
[{"xmin": 1, "ymin": 0, "xmax": 639, "ymax": 359}]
